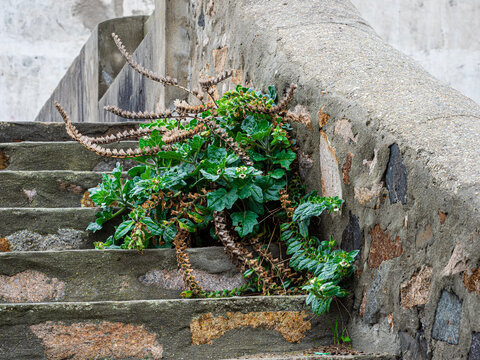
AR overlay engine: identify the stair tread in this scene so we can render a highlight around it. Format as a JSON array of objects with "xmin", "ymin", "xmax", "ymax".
[
  {"xmin": 0, "ymin": 121, "xmax": 143, "ymax": 142},
  {"xmin": 0, "ymin": 247, "xmax": 241, "ymax": 303}
]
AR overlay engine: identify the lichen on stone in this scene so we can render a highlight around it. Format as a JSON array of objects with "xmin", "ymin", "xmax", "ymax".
[
  {"xmin": 190, "ymin": 311, "xmax": 311, "ymax": 345},
  {"xmin": 0, "ymin": 237, "xmax": 10, "ymax": 252},
  {"xmin": 368, "ymin": 225, "xmax": 403, "ymax": 268},
  {"xmin": 400, "ymin": 265, "xmax": 433, "ymax": 309},
  {"xmin": 0, "ymin": 270, "xmax": 65, "ymax": 302},
  {"xmin": 464, "ymin": 268, "xmax": 480, "ymax": 294},
  {"xmin": 30, "ymin": 321, "xmax": 163, "ymax": 360}
]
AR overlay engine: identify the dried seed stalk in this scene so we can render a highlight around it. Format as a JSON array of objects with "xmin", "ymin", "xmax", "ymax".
[
  {"xmin": 112, "ymin": 33, "xmax": 202, "ymax": 102},
  {"xmin": 112, "ymin": 33, "xmax": 178, "ymax": 86},
  {"xmin": 247, "ymin": 235, "xmax": 297, "ymax": 294},
  {"xmin": 213, "ymin": 211, "xmax": 277, "ymax": 294},
  {"xmin": 207, "ymin": 122, "xmax": 253, "ymax": 167},
  {"xmin": 246, "ymin": 84, "xmax": 297, "ymax": 114},
  {"xmin": 174, "ymin": 99, "xmax": 216, "ymax": 114},
  {"xmin": 199, "ymin": 69, "xmax": 234, "ymax": 89},
  {"xmin": 104, "ymin": 105, "xmax": 174, "ymax": 120},
  {"xmin": 55, "ymin": 102, "xmax": 204, "ymax": 158},
  {"xmin": 173, "ymin": 229, "xmax": 204, "ymax": 296}
]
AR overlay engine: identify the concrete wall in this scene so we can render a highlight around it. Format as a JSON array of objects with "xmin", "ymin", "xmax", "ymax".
[
  {"xmin": 351, "ymin": 0, "xmax": 480, "ymax": 105},
  {"xmin": 181, "ymin": 1, "xmax": 480, "ymax": 358},
  {"xmin": 17, "ymin": 1, "xmax": 480, "ymax": 357},
  {"xmin": 0, "ymin": 0, "xmax": 154, "ymax": 122}
]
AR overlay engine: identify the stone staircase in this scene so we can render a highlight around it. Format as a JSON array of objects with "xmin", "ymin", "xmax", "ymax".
[{"xmin": 0, "ymin": 121, "xmax": 397, "ymax": 359}]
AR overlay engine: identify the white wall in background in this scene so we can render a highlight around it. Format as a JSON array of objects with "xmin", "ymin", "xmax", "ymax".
[
  {"xmin": 0, "ymin": 0, "xmax": 154, "ymax": 121},
  {"xmin": 351, "ymin": 0, "xmax": 480, "ymax": 105}
]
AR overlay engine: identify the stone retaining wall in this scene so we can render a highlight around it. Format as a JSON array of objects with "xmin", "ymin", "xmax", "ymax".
[
  {"xmin": 35, "ymin": 0, "xmax": 480, "ymax": 358},
  {"xmin": 184, "ymin": 1, "xmax": 480, "ymax": 358}
]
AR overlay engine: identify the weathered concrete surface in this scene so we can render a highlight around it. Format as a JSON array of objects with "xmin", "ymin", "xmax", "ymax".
[
  {"xmin": 0, "ymin": 248, "xmax": 241, "ymax": 302},
  {"xmin": 226, "ymin": 354, "xmax": 396, "ymax": 360},
  {"xmin": 181, "ymin": 0, "xmax": 480, "ymax": 357},
  {"xmin": 0, "ymin": 141, "xmax": 136, "ymax": 171},
  {"xmin": 0, "ymin": 121, "xmax": 142, "ymax": 142},
  {"xmin": 34, "ymin": 16, "xmax": 149, "ymax": 123},
  {"xmin": 350, "ymin": 0, "xmax": 480, "ymax": 105},
  {"xmin": 0, "ymin": 208, "xmax": 118, "ymax": 248},
  {"xmin": 0, "ymin": 171, "xmax": 105, "ymax": 207},
  {"xmin": 1, "ymin": 0, "xmax": 154, "ymax": 122},
  {"xmin": 0, "ymin": 296, "xmax": 341, "ymax": 360}
]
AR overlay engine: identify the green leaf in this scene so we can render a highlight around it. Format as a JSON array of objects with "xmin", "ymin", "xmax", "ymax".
[
  {"xmin": 268, "ymin": 85, "xmax": 277, "ymax": 103},
  {"xmin": 231, "ymin": 211, "xmax": 258, "ymax": 237},
  {"xmin": 207, "ymin": 145, "xmax": 227, "ymax": 163},
  {"xmin": 163, "ymin": 224, "xmax": 177, "ymax": 243},
  {"xmin": 249, "ymin": 184, "xmax": 263, "ymax": 203},
  {"xmin": 142, "ymin": 217, "xmax": 163, "ymax": 235},
  {"xmin": 86, "ymin": 221, "xmax": 103, "ymax": 232},
  {"xmin": 114, "ymin": 220, "xmax": 135, "ymax": 240},
  {"xmin": 243, "ymin": 269, "xmax": 254, "ymax": 277},
  {"xmin": 270, "ymin": 168, "xmax": 285, "ymax": 179},
  {"xmin": 127, "ymin": 165, "xmax": 147, "ymax": 178},
  {"xmin": 248, "ymin": 198, "xmax": 265, "ymax": 215},
  {"xmin": 207, "ymin": 188, "xmax": 238, "ymax": 211},
  {"xmin": 293, "ymin": 202, "xmax": 328, "ymax": 222},
  {"xmin": 272, "ymin": 149, "xmax": 296, "ymax": 169},
  {"xmin": 156, "ymin": 151, "xmax": 185, "ymax": 161},
  {"xmin": 287, "ymin": 241, "xmax": 303, "ymax": 255},
  {"xmin": 200, "ymin": 169, "xmax": 220, "ymax": 181}
]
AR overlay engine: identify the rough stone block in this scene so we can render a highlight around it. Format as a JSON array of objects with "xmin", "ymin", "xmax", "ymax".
[
  {"xmin": 415, "ymin": 224, "xmax": 434, "ymax": 249},
  {"xmin": 341, "ymin": 211, "xmax": 362, "ymax": 257},
  {"xmin": 319, "ymin": 131, "xmax": 342, "ymax": 199},
  {"xmin": 469, "ymin": 332, "xmax": 480, "ymax": 360},
  {"xmin": 0, "ymin": 270, "xmax": 65, "ymax": 303},
  {"xmin": 400, "ymin": 265, "xmax": 433, "ymax": 309},
  {"xmin": 368, "ymin": 225, "xmax": 403, "ymax": 269},
  {"xmin": 464, "ymin": 268, "xmax": 480, "ymax": 294},
  {"xmin": 30, "ymin": 321, "xmax": 163, "ymax": 360},
  {"xmin": 399, "ymin": 331, "xmax": 429, "ymax": 360},
  {"xmin": 385, "ymin": 144, "xmax": 407, "ymax": 205},
  {"xmin": 432, "ymin": 290, "xmax": 462, "ymax": 345}
]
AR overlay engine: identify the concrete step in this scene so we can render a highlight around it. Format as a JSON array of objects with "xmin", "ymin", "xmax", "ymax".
[
  {"xmin": 0, "ymin": 171, "xmax": 104, "ymax": 208},
  {"xmin": 0, "ymin": 208, "xmax": 118, "ymax": 250},
  {"xmin": 226, "ymin": 354, "xmax": 396, "ymax": 360},
  {"xmin": 0, "ymin": 248, "xmax": 242, "ymax": 303},
  {"xmin": 0, "ymin": 296, "xmax": 344, "ymax": 360},
  {"xmin": 0, "ymin": 141, "xmax": 137, "ymax": 171},
  {"xmin": 0, "ymin": 121, "xmax": 141, "ymax": 143}
]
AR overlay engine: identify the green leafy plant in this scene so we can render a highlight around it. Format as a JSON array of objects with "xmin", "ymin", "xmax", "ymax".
[
  {"xmin": 330, "ymin": 319, "xmax": 352, "ymax": 346},
  {"xmin": 54, "ymin": 33, "xmax": 358, "ymax": 314}
]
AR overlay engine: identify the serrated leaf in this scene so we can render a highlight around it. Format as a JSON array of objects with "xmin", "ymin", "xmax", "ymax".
[
  {"xmin": 114, "ymin": 220, "xmax": 135, "ymax": 240},
  {"xmin": 163, "ymin": 224, "xmax": 177, "ymax": 243},
  {"xmin": 293, "ymin": 202, "xmax": 328, "ymax": 222},
  {"xmin": 142, "ymin": 217, "xmax": 163, "ymax": 235},
  {"xmin": 231, "ymin": 211, "xmax": 258, "ymax": 237},
  {"xmin": 272, "ymin": 149, "xmax": 296, "ymax": 169},
  {"xmin": 200, "ymin": 169, "xmax": 220, "ymax": 181},
  {"xmin": 287, "ymin": 241, "xmax": 303, "ymax": 255},
  {"xmin": 270, "ymin": 168, "xmax": 285, "ymax": 179},
  {"xmin": 207, "ymin": 188, "xmax": 238, "ymax": 211}
]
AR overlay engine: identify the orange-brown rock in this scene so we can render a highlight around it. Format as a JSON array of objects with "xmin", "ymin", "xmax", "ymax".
[
  {"xmin": 31, "ymin": 321, "xmax": 163, "ymax": 360},
  {"xmin": 464, "ymin": 268, "xmax": 480, "ymax": 294},
  {"xmin": 190, "ymin": 311, "xmax": 311, "ymax": 345},
  {"xmin": 368, "ymin": 225, "xmax": 403, "ymax": 268},
  {"xmin": 0, "ymin": 237, "xmax": 10, "ymax": 252},
  {"xmin": 342, "ymin": 153, "xmax": 354, "ymax": 185}
]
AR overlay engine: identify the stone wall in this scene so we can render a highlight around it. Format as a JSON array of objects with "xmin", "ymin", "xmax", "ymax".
[
  {"xmin": 27, "ymin": 0, "xmax": 480, "ymax": 358},
  {"xmin": 1, "ymin": 0, "xmax": 154, "ymax": 122},
  {"xmin": 181, "ymin": 1, "xmax": 480, "ymax": 358}
]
